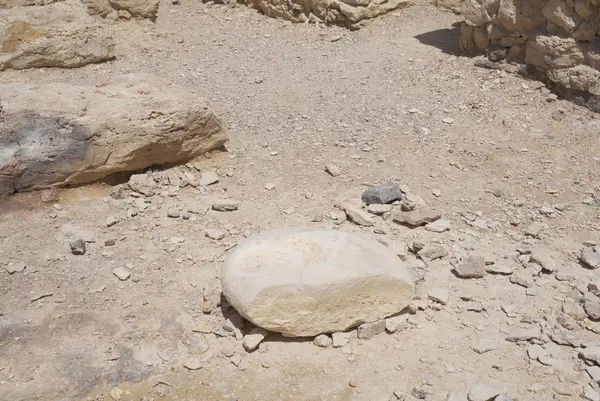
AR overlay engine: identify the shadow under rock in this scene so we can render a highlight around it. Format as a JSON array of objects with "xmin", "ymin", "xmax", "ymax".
[
  {"xmin": 414, "ymin": 22, "xmax": 462, "ymax": 56},
  {"xmin": 219, "ymin": 294, "xmax": 318, "ymax": 346},
  {"xmin": 262, "ymin": 332, "xmax": 313, "ymax": 345}
]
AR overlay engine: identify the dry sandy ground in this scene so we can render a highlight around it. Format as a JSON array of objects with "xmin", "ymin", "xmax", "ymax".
[{"xmin": 1, "ymin": 1, "xmax": 600, "ymax": 401}]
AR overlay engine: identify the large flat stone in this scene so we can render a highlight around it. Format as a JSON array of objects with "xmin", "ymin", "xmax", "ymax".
[
  {"xmin": 221, "ymin": 227, "xmax": 415, "ymax": 337},
  {"xmin": 0, "ymin": 73, "xmax": 228, "ymax": 196},
  {"xmin": 0, "ymin": 0, "xmax": 115, "ymax": 71}
]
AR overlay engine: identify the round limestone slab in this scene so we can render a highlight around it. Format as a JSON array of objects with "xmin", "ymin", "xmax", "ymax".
[{"xmin": 222, "ymin": 227, "xmax": 415, "ymax": 337}]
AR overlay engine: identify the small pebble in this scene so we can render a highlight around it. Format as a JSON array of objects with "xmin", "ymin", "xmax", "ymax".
[
  {"xmin": 205, "ymin": 229, "xmax": 225, "ymax": 240},
  {"xmin": 243, "ymin": 328, "xmax": 266, "ymax": 351},
  {"xmin": 112, "ymin": 267, "xmax": 131, "ymax": 281},
  {"xmin": 200, "ymin": 171, "xmax": 219, "ymax": 186},
  {"xmin": 524, "ymin": 222, "xmax": 542, "ymax": 238},
  {"xmin": 167, "ymin": 209, "xmax": 180, "ymax": 218},
  {"xmin": 428, "ymin": 288, "xmax": 449, "ymax": 305},
  {"xmin": 325, "ymin": 164, "xmax": 341, "ymax": 177},
  {"xmin": 5, "ymin": 261, "xmax": 26, "ymax": 274}
]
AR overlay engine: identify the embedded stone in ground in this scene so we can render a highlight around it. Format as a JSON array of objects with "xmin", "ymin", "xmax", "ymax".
[{"xmin": 221, "ymin": 227, "xmax": 415, "ymax": 337}]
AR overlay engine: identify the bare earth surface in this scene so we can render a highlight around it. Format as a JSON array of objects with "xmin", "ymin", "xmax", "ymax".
[{"xmin": 2, "ymin": 1, "xmax": 600, "ymax": 401}]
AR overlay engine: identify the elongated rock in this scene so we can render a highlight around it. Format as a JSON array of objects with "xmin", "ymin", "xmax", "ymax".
[
  {"xmin": 393, "ymin": 208, "xmax": 441, "ymax": 227},
  {"xmin": 221, "ymin": 228, "xmax": 415, "ymax": 337},
  {"xmin": 361, "ymin": 183, "xmax": 404, "ymax": 204},
  {"xmin": 529, "ymin": 248, "xmax": 556, "ymax": 273},
  {"xmin": 0, "ymin": 73, "xmax": 227, "ymax": 196},
  {"xmin": 340, "ymin": 202, "xmax": 374, "ymax": 226}
]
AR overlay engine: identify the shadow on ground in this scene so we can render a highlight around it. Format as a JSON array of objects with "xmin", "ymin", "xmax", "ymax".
[
  {"xmin": 414, "ymin": 22, "xmax": 461, "ymax": 55},
  {"xmin": 416, "ymin": 22, "xmax": 600, "ymax": 113}
]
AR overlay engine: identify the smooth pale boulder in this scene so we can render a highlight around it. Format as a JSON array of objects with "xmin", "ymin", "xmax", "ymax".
[
  {"xmin": 0, "ymin": 73, "xmax": 228, "ymax": 196},
  {"xmin": 0, "ymin": 1, "xmax": 115, "ymax": 71},
  {"xmin": 221, "ymin": 227, "xmax": 415, "ymax": 337}
]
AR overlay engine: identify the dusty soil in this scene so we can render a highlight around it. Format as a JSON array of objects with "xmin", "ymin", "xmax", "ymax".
[{"xmin": 1, "ymin": 1, "xmax": 600, "ymax": 401}]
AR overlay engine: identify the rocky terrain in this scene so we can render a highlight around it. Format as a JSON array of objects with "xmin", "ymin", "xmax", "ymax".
[{"xmin": 2, "ymin": 0, "xmax": 600, "ymax": 400}]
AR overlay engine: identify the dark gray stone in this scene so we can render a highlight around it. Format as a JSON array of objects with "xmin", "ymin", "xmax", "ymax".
[
  {"xmin": 70, "ymin": 239, "xmax": 86, "ymax": 255},
  {"xmin": 361, "ymin": 184, "xmax": 404, "ymax": 204}
]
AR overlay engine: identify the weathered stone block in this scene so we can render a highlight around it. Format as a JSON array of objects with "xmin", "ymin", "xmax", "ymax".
[{"xmin": 0, "ymin": 73, "xmax": 228, "ymax": 195}]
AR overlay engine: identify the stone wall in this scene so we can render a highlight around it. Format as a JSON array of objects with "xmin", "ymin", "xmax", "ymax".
[{"xmin": 450, "ymin": 0, "xmax": 600, "ymax": 110}]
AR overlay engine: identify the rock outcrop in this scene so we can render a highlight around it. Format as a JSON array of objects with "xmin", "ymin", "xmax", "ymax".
[
  {"xmin": 0, "ymin": 0, "xmax": 116, "ymax": 71},
  {"xmin": 243, "ymin": 0, "xmax": 412, "ymax": 29},
  {"xmin": 446, "ymin": 0, "xmax": 600, "ymax": 110},
  {"xmin": 0, "ymin": 0, "xmax": 159, "ymax": 21},
  {"xmin": 0, "ymin": 0, "xmax": 59, "ymax": 7},
  {"xmin": 221, "ymin": 227, "xmax": 415, "ymax": 337},
  {"xmin": 0, "ymin": 73, "xmax": 228, "ymax": 196},
  {"xmin": 81, "ymin": 0, "xmax": 159, "ymax": 21}
]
